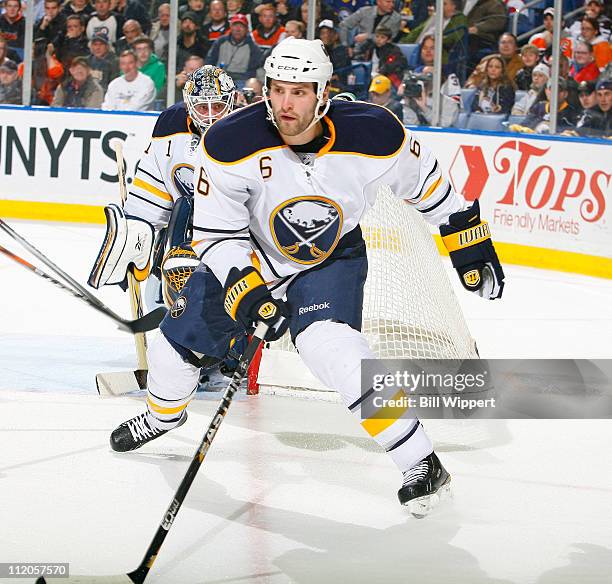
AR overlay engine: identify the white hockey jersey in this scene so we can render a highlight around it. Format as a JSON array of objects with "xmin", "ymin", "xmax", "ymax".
[
  {"xmin": 193, "ymin": 100, "xmax": 466, "ymax": 288},
  {"xmin": 124, "ymin": 102, "xmax": 201, "ymax": 229}
]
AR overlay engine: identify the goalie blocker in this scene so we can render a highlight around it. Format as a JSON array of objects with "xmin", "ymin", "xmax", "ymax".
[{"xmin": 440, "ymin": 199, "xmax": 505, "ymax": 300}]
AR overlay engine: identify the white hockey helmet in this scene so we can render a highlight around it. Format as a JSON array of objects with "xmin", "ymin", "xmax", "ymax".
[
  {"xmin": 263, "ymin": 38, "xmax": 333, "ymax": 131},
  {"xmin": 183, "ymin": 65, "xmax": 237, "ymax": 132}
]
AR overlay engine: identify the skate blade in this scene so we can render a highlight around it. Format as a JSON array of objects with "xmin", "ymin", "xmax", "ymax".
[{"xmin": 406, "ymin": 477, "xmax": 452, "ymax": 519}]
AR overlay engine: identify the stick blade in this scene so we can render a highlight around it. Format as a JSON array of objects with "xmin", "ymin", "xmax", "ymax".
[
  {"xmin": 122, "ymin": 307, "xmax": 166, "ymax": 334},
  {"xmin": 96, "ymin": 370, "xmax": 147, "ymax": 396},
  {"xmin": 36, "ymin": 575, "xmax": 134, "ymax": 583}
]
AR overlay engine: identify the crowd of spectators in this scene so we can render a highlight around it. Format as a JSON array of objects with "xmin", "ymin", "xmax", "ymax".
[{"xmin": 0, "ymin": 0, "xmax": 609, "ymax": 136}]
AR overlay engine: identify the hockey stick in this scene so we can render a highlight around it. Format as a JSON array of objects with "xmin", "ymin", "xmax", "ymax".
[
  {"xmin": 95, "ymin": 142, "xmax": 150, "ymax": 395},
  {"xmin": 35, "ymin": 321, "xmax": 269, "ymax": 584},
  {"xmin": 0, "ymin": 243, "xmax": 164, "ymax": 334}
]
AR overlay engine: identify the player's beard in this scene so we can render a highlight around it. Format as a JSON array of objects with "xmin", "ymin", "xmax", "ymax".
[{"xmin": 273, "ymin": 104, "xmax": 317, "ymax": 137}]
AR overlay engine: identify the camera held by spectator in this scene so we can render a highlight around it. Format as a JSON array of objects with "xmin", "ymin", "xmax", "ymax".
[{"xmin": 399, "ymin": 70, "xmax": 460, "ymax": 127}]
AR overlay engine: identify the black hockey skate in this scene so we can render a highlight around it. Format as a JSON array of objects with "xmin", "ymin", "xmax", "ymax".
[
  {"xmin": 110, "ymin": 411, "xmax": 187, "ymax": 452},
  {"xmin": 398, "ymin": 452, "xmax": 451, "ymax": 517}
]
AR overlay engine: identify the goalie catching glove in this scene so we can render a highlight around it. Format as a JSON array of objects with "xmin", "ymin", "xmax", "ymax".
[
  {"xmin": 223, "ymin": 266, "xmax": 289, "ymax": 341},
  {"xmin": 88, "ymin": 204, "xmax": 154, "ymax": 290},
  {"xmin": 440, "ymin": 200, "xmax": 504, "ymax": 299},
  {"xmin": 161, "ymin": 243, "xmax": 200, "ymax": 307}
]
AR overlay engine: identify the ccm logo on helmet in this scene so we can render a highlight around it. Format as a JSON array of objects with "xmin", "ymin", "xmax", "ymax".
[{"xmin": 277, "ymin": 65, "xmax": 298, "ymax": 70}]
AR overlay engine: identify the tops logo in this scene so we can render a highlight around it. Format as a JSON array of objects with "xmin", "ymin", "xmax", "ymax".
[{"xmin": 449, "ymin": 140, "xmax": 608, "ymax": 223}]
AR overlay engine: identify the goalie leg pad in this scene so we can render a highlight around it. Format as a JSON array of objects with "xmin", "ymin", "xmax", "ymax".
[{"xmin": 88, "ymin": 204, "xmax": 155, "ymax": 289}]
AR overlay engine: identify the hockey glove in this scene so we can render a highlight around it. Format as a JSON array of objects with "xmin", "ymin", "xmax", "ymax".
[
  {"xmin": 223, "ymin": 266, "xmax": 289, "ymax": 341},
  {"xmin": 88, "ymin": 204, "xmax": 154, "ymax": 290},
  {"xmin": 440, "ymin": 200, "xmax": 504, "ymax": 300}
]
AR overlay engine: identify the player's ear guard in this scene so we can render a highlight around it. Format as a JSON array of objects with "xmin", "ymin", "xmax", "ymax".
[
  {"xmin": 440, "ymin": 199, "xmax": 505, "ymax": 300},
  {"xmin": 223, "ymin": 266, "xmax": 289, "ymax": 341},
  {"xmin": 88, "ymin": 204, "xmax": 155, "ymax": 290}
]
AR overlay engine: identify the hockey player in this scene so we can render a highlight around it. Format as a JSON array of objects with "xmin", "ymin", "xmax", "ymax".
[
  {"xmin": 110, "ymin": 39, "xmax": 505, "ymax": 512},
  {"xmin": 88, "ymin": 64, "xmax": 237, "ymax": 318}
]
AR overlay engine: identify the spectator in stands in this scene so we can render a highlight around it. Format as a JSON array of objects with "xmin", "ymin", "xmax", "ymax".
[
  {"xmin": 566, "ymin": 0, "xmax": 611, "ymax": 42},
  {"xmin": 88, "ymin": 32, "xmax": 118, "ymax": 91},
  {"xmin": 577, "ymin": 17, "xmax": 611, "ymax": 70},
  {"xmin": 577, "ymin": 79, "xmax": 597, "ymax": 111},
  {"xmin": 285, "ymin": 20, "xmax": 305, "ymax": 39},
  {"xmin": 177, "ymin": 12, "xmax": 209, "ymax": 70},
  {"xmin": 400, "ymin": 70, "xmax": 461, "ymax": 126},
  {"xmin": 464, "ymin": 0, "xmax": 507, "ymax": 71},
  {"xmin": 55, "ymin": 14, "xmax": 89, "ymax": 68},
  {"xmin": 0, "ymin": 32, "xmax": 22, "ymax": 64},
  {"xmin": 62, "ymin": 0, "xmax": 95, "ymax": 22},
  {"xmin": 35, "ymin": 0, "xmax": 67, "ymax": 48},
  {"xmin": 102, "ymin": 49, "xmax": 155, "ymax": 110},
  {"xmin": 512, "ymin": 61, "xmax": 548, "ymax": 115},
  {"xmin": 528, "ymin": 7, "xmax": 554, "ymax": 53},
  {"xmin": 52, "ymin": 55, "xmax": 104, "ymax": 107},
  {"xmin": 271, "ymin": 0, "xmax": 292, "ymax": 27},
  {"xmin": 466, "ymin": 33, "xmax": 522, "ymax": 87},
  {"xmin": 178, "ymin": 0, "xmax": 207, "ymax": 27},
  {"xmin": 175, "ymin": 53, "xmax": 203, "ymax": 98},
  {"xmin": 0, "ymin": 0, "xmax": 25, "ymax": 51},
  {"xmin": 115, "ymin": 0, "xmax": 151, "ymax": 35},
  {"xmin": 115, "ymin": 19, "xmax": 143, "ymax": 54},
  {"xmin": 400, "ymin": 0, "xmax": 467, "ymax": 68},
  {"xmin": 236, "ymin": 76, "xmax": 263, "ymax": 105},
  {"xmin": 86, "ymin": 0, "xmax": 124, "ymax": 44},
  {"xmin": 227, "ymin": 0, "xmax": 248, "ymax": 22},
  {"xmin": 471, "ymin": 54, "xmax": 515, "ymax": 114},
  {"xmin": 317, "ymin": 19, "xmax": 350, "ymax": 89},
  {"xmin": 294, "ymin": 0, "xmax": 335, "ymax": 31},
  {"xmin": 356, "ymin": 24, "xmax": 407, "ymax": 88},
  {"xmin": 327, "ymin": 0, "xmax": 371, "ymax": 22},
  {"xmin": 512, "ymin": 78, "xmax": 579, "ymax": 133},
  {"xmin": 133, "ymin": 36, "xmax": 166, "ymax": 93},
  {"xmin": 368, "ymin": 74, "xmax": 403, "ymax": 120},
  {"xmin": 0, "ymin": 58, "xmax": 21, "ymax": 103},
  {"xmin": 20, "ymin": 37, "xmax": 65, "ymax": 104},
  {"xmin": 150, "ymin": 3, "xmax": 170, "ymax": 61},
  {"xmin": 202, "ymin": 0, "xmax": 230, "ymax": 43},
  {"xmin": 574, "ymin": 77, "xmax": 611, "ymax": 138},
  {"xmin": 514, "ymin": 44, "xmax": 540, "ymax": 91},
  {"xmin": 252, "ymin": 4, "xmax": 286, "ymax": 50},
  {"xmin": 569, "ymin": 41, "xmax": 600, "ymax": 82},
  {"xmin": 206, "ymin": 14, "xmax": 263, "ymax": 81},
  {"xmin": 407, "ymin": 34, "xmax": 435, "ymax": 74},
  {"xmin": 339, "ymin": 0, "xmax": 401, "ymax": 58}
]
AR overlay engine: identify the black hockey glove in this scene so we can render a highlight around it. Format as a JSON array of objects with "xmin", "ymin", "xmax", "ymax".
[
  {"xmin": 223, "ymin": 266, "xmax": 289, "ymax": 341},
  {"xmin": 440, "ymin": 200, "xmax": 505, "ymax": 300}
]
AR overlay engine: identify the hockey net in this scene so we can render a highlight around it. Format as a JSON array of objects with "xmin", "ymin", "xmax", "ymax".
[{"xmin": 249, "ymin": 186, "xmax": 479, "ymax": 398}]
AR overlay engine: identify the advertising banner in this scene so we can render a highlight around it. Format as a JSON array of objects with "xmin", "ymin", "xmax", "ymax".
[{"xmin": 0, "ymin": 107, "xmax": 610, "ymax": 276}]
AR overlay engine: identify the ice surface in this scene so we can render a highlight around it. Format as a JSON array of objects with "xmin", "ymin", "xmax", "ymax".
[{"xmin": 1, "ymin": 221, "xmax": 611, "ymax": 584}]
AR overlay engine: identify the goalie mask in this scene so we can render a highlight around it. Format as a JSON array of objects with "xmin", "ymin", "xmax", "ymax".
[
  {"xmin": 183, "ymin": 65, "xmax": 237, "ymax": 132},
  {"xmin": 263, "ymin": 38, "xmax": 333, "ymax": 133}
]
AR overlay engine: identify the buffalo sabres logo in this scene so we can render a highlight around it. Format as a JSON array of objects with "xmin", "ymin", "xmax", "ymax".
[
  {"xmin": 172, "ymin": 164, "xmax": 195, "ymax": 198},
  {"xmin": 270, "ymin": 197, "xmax": 343, "ymax": 265},
  {"xmin": 170, "ymin": 295, "xmax": 187, "ymax": 318}
]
